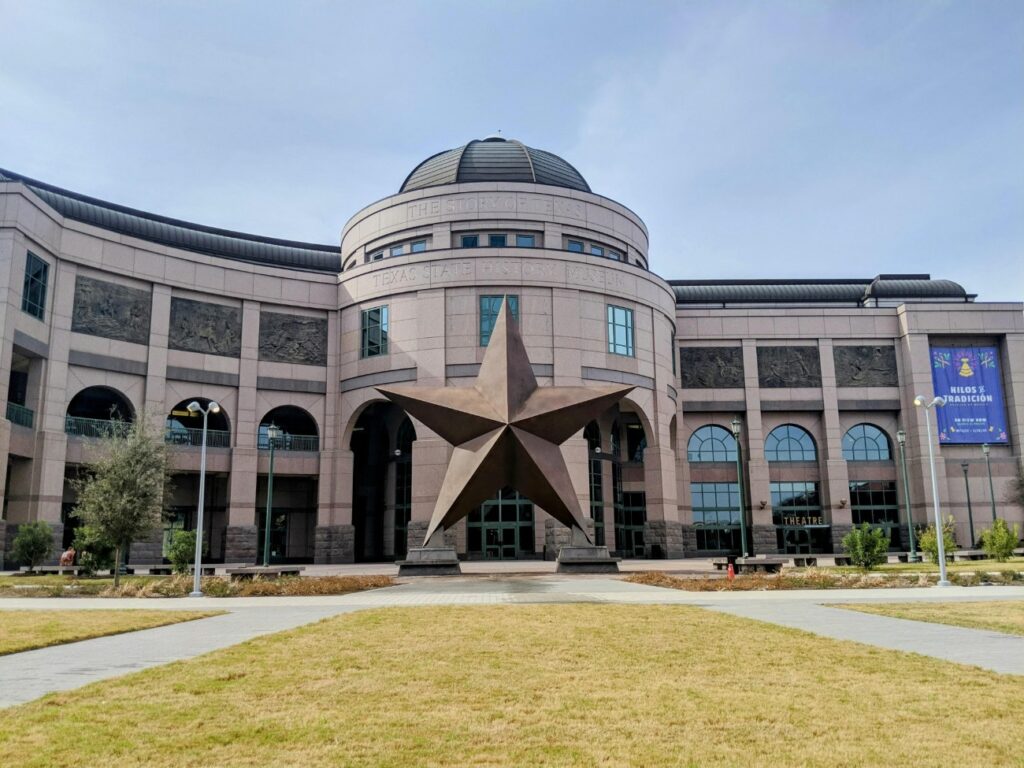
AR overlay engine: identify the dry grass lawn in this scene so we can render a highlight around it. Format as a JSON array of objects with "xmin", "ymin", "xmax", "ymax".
[
  {"xmin": 835, "ymin": 600, "xmax": 1024, "ymax": 636},
  {"xmin": 0, "ymin": 610, "xmax": 221, "ymax": 655},
  {"xmin": 2, "ymin": 605, "xmax": 1023, "ymax": 767}
]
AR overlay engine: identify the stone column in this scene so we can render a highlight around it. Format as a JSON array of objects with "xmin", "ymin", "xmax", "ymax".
[
  {"xmin": 314, "ymin": 311, "xmax": 351, "ymax": 563},
  {"xmin": 224, "ymin": 300, "xmax": 260, "ymax": 562},
  {"xmin": 742, "ymin": 341, "xmax": 775, "ymax": 553},
  {"xmin": 819, "ymin": 339, "xmax": 852, "ymax": 552}
]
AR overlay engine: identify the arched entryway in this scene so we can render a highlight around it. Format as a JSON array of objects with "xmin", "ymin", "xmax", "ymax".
[{"xmin": 65, "ymin": 386, "xmax": 134, "ymax": 437}]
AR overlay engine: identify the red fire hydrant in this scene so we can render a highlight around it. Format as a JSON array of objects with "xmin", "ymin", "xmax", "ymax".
[{"xmin": 727, "ymin": 562, "xmax": 736, "ymax": 582}]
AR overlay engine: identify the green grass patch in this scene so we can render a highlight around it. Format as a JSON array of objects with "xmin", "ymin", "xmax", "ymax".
[
  {"xmin": 0, "ymin": 610, "xmax": 221, "ymax": 655},
  {"xmin": 2, "ymin": 605, "xmax": 1023, "ymax": 767},
  {"xmin": 834, "ymin": 600, "xmax": 1024, "ymax": 636}
]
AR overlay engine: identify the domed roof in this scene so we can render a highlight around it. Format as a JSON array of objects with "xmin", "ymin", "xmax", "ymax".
[{"xmin": 400, "ymin": 136, "xmax": 591, "ymax": 194}]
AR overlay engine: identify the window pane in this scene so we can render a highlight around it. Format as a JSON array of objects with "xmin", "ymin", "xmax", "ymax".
[
  {"xmin": 360, "ymin": 305, "xmax": 389, "ymax": 358},
  {"xmin": 488, "ymin": 234, "xmax": 506, "ymax": 247},
  {"xmin": 515, "ymin": 234, "xmax": 535, "ymax": 248},
  {"xmin": 591, "ymin": 245, "xmax": 604, "ymax": 257},
  {"xmin": 480, "ymin": 294, "xmax": 519, "ymax": 346},
  {"xmin": 411, "ymin": 240, "xmax": 426, "ymax": 253},
  {"xmin": 390, "ymin": 245, "xmax": 403, "ymax": 257},
  {"xmin": 461, "ymin": 235, "xmax": 479, "ymax": 248},
  {"xmin": 567, "ymin": 240, "xmax": 584, "ymax": 253}
]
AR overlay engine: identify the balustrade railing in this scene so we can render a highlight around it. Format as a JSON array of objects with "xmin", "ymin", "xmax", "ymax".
[
  {"xmin": 65, "ymin": 416, "xmax": 132, "ymax": 438},
  {"xmin": 6, "ymin": 402, "xmax": 34, "ymax": 429},
  {"xmin": 164, "ymin": 427, "xmax": 232, "ymax": 448},
  {"xmin": 258, "ymin": 433, "xmax": 319, "ymax": 452}
]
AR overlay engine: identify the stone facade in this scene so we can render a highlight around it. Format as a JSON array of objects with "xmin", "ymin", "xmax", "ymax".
[
  {"xmin": 168, "ymin": 297, "xmax": 242, "ymax": 357},
  {"xmin": 1, "ymin": 143, "xmax": 1022, "ymax": 571},
  {"xmin": 71, "ymin": 275, "xmax": 151, "ymax": 344},
  {"xmin": 679, "ymin": 347, "xmax": 744, "ymax": 389},
  {"xmin": 314, "ymin": 524, "xmax": 354, "ymax": 564},
  {"xmin": 129, "ymin": 530, "xmax": 165, "ymax": 566},
  {"xmin": 225, "ymin": 525, "xmax": 258, "ymax": 564}
]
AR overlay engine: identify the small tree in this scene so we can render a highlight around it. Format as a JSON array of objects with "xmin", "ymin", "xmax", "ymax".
[
  {"xmin": 841, "ymin": 523, "xmax": 889, "ymax": 570},
  {"xmin": 167, "ymin": 529, "xmax": 207, "ymax": 574},
  {"xmin": 919, "ymin": 516, "xmax": 957, "ymax": 564},
  {"xmin": 72, "ymin": 416, "xmax": 173, "ymax": 587},
  {"xmin": 12, "ymin": 521, "xmax": 54, "ymax": 572},
  {"xmin": 71, "ymin": 522, "xmax": 116, "ymax": 576},
  {"xmin": 979, "ymin": 519, "xmax": 1020, "ymax": 562}
]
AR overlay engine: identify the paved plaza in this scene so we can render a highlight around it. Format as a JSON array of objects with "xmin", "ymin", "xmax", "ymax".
[{"xmin": 1, "ymin": 577, "xmax": 1022, "ymax": 708}]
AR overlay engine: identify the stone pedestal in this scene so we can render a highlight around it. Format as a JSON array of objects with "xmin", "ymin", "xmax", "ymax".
[
  {"xmin": 644, "ymin": 520, "xmax": 685, "ymax": 559},
  {"xmin": 556, "ymin": 545, "xmax": 620, "ymax": 573},
  {"xmin": 397, "ymin": 545, "xmax": 462, "ymax": 576},
  {"xmin": 225, "ymin": 525, "xmax": 258, "ymax": 564},
  {"xmin": 830, "ymin": 524, "xmax": 851, "ymax": 555},
  {"xmin": 129, "ymin": 530, "xmax": 164, "ymax": 566},
  {"xmin": 751, "ymin": 525, "xmax": 779, "ymax": 555},
  {"xmin": 544, "ymin": 518, "xmax": 595, "ymax": 560},
  {"xmin": 314, "ymin": 524, "xmax": 355, "ymax": 564}
]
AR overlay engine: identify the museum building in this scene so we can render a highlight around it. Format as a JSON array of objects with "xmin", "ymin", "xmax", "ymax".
[{"xmin": 0, "ymin": 136, "xmax": 1021, "ymax": 567}]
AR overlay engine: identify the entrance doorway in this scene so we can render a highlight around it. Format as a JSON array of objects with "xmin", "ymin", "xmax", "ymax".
[{"xmin": 467, "ymin": 487, "xmax": 535, "ymax": 559}]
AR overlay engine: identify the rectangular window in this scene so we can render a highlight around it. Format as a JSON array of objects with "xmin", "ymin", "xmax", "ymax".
[
  {"xmin": 360, "ymin": 305, "xmax": 389, "ymax": 358},
  {"xmin": 461, "ymin": 234, "xmax": 479, "ymax": 248},
  {"xmin": 411, "ymin": 240, "xmax": 426, "ymax": 253},
  {"xmin": 770, "ymin": 481, "xmax": 823, "ymax": 525},
  {"xmin": 590, "ymin": 245, "xmax": 604, "ymax": 257},
  {"xmin": 567, "ymin": 240, "xmax": 584, "ymax": 253},
  {"xmin": 488, "ymin": 234, "xmax": 507, "ymax": 248},
  {"xmin": 607, "ymin": 305, "xmax": 634, "ymax": 357},
  {"xmin": 389, "ymin": 245, "xmax": 404, "ymax": 257},
  {"xmin": 515, "ymin": 234, "xmax": 535, "ymax": 248},
  {"xmin": 607, "ymin": 249, "xmax": 621, "ymax": 261},
  {"xmin": 691, "ymin": 482, "xmax": 742, "ymax": 551},
  {"xmin": 479, "ymin": 295, "xmax": 519, "ymax": 346},
  {"xmin": 21, "ymin": 252, "xmax": 48, "ymax": 320},
  {"xmin": 369, "ymin": 251, "xmax": 384, "ymax": 262}
]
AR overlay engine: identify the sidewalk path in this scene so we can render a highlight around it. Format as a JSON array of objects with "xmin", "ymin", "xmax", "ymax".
[{"xmin": 2, "ymin": 579, "xmax": 1022, "ymax": 707}]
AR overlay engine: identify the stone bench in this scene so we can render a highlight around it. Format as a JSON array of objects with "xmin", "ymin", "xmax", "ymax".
[
  {"xmin": 953, "ymin": 549, "xmax": 991, "ymax": 562},
  {"xmin": 712, "ymin": 557, "xmax": 787, "ymax": 574},
  {"xmin": 142, "ymin": 565, "xmax": 216, "ymax": 576},
  {"xmin": 790, "ymin": 556, "xmax": 818, "ymax": 568},
  {"xmin": 224, "ymin": 566, "xmax": 305, "ymax": 580},
  {"xmin": 18, "ymin": 565, "xmax": 86, "ymax": 576}
]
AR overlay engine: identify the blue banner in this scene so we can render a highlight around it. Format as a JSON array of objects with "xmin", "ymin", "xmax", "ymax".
[{"xmin": 930, "ymin": 346, "xmax": 1009, "ymax": 444}]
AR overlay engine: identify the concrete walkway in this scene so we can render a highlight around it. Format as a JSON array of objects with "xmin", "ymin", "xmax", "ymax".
[{"xmin": 1, "ymin": 578, "xmax": 1022, "ymax": 708}]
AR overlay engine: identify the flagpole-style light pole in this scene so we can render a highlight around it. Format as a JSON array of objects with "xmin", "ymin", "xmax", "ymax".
[
  {"xmin": 914, "ymin": 395, "xmax": 950, "ymax": 587},
  {"xmin": 262, "ymin": 423, "xmax": 283, "ymax": 567},
  {"xmin": 982, "ymin": 443, "xmax": 997, "ymax": 522},
  {"xmin": 896, "ymin": 429, "xmax": 918, "ymax": 562},
  {"xmin": 187, "ymin": 400, "xmax": 221, "ymax": 598},
  {"xmin": 960, "ymin": 461, "xmax": 975, "ymax": 546},
  {"xmin": 731, "ymin": 416, "xmax": 749, "ymax": 558}
]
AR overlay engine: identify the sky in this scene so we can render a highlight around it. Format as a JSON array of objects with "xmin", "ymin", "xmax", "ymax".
[{"xmin": 1, "ymin": 0, "xmax": 1022, "ymax": 300}]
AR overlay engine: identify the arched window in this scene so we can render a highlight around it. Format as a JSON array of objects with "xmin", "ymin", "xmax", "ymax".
[
  {"xmin": 65, "ymin": 386, "xmax": 134, "ymax": 437},
  {"xmin": 259, "ymin": 406, "xmax": 319, "ymax": 451},
  {"xmin": 765, "ymin": 425, "xmax": 817, "ymax": 462},
  {"xmin": 165, "ymin": 398, "xmax": 231, "ymax": 447},
  {"xmin": 687, "ymin": 425, "xmax": 737, "ymax": 462},
  {"xmin": 842, "ymin": 424, "xmax": 892, "ymax": 461}
]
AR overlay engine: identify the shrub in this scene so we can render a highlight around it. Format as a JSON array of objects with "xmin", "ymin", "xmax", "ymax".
[
  {"xmin": 979, "ymin": 518, "xmax": 1020, "ymax": 562},
  {"xmin": 841, "ymin": 524, "xmax": 890, "ymax": 570},
  {"xmin": 918, "ymin": 516, "xmax": 957, "ymax": 563},
  {"xmin": 12, "ymin": 521, "xmax": 54, "ymax": 571},
  {"xmin": 72, "ymin": 523, "xmax": 116, "ymax": 575},
  {"xmin": 167, "ymin": 530, "xmax": 208, "ymax": 574}
]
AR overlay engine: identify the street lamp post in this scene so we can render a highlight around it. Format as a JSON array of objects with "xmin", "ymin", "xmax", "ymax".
[
  {"xmin": 730, "ymin": 417, "xmax": 749, "ymax": 559},
  {"xmin": 187, "ymin": 400, "xmax": 221, "ymax": 598},
  {"xmin": 896, "ymin": 429, "xmax": 918, "ymax": 562},
  {"xmin": 262, "ymin": 423, "xmax": 282, "ymax": 567},
  {"xmin": 960, "ymin": 462, "xmax": 975, "ymax": 547},
  {"xmin": 982, "ymin": 444, "xmax": 997, "ymax": 522},
  {"xmin": 914, "ymin": 395, "xmax": 950, "ymax": 587}
]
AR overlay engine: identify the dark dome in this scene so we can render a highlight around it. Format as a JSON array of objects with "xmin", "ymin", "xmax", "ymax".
[{"xmin": 400, "ymin": 136, "xmax": 591, "ymax": 194}]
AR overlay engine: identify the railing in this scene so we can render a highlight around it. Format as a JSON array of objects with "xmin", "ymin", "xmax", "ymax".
[
  {"xmin": 258, "ymin": 433, "xmax": 319, "ymax": 452},
  {"xmin": 164, "ymin": 427, "xmax": 232, "ymax": 448},
  {"xmin": 65, "ymin": 416, "xmax": 132, "ymax": 438},
  {"xmin": 6, "ymin": 402, "xmax": 34, "ymax": 429}
]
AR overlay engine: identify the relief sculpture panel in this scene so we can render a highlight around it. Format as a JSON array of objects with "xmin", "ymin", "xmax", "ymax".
[
  {"xmin": 259, "ymin": 312, "xmax": 328, "ymax": 366},
  {"xmin": 679, "ymin": 347, "xmax": 744, "ymax": 389},
  {"xmin": 833, "ymin": 345, "xmax": 898, "ymax": 387},
  {"xmin": 756, "ymin": 346, "xmax": 821, "ymax": 388},
  {"xmin": 71, "ymin": 276, "xmax": 151, "ymax": 344},
  {"xmin": 168, "ymin": 297, "xmax": 241, "ymax": 357}
]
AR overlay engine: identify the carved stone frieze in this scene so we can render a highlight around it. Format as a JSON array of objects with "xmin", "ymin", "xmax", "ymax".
[
  {"xmin": 71, "ymin": 276, "xmax": 151, "ymax": 344},
  {"xmin": 258, "ymin": 312, "xmax": 328, "ymax": 366},
  {"xmin": 756, "ymin": 346, "xmax": 821, "ymax": 388},
  {"xmin": 833, "ymin": 345, "xmax": 898, "ymax": 387},
  {"xmin": 168, "ymin": 297, "xmax": 241, "ymax": 357},
  {"xmin": 679, "ymin": 347, "xmax": 744, "ymax": 389}
]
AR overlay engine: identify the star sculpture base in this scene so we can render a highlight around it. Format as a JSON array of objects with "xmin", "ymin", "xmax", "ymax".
[
  {"xmin": 397, "ymin": 545, "xmax": 462, "ymax": 577},
  {"xmin": 556, "ymin": 545, "xmax": 621, "ymax": 574}
]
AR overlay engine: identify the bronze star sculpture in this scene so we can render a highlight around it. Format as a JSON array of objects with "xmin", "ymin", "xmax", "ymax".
[{"xmin": 378, "ymin": 297, "xmax": 633, "ymax": 550}]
